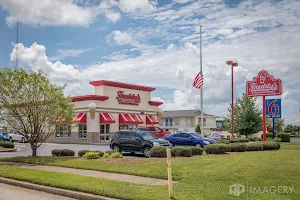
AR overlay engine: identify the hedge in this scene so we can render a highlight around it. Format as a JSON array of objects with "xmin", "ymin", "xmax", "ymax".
[
  {"xmin": 148, "ymin": 146, "xmax": 167, "ymax": 158},
  {"xmin": 261, "ymin": 142, "xmax": 281, "ymax": 150},
  {"xmin": 229, "ymin": 138, "xmax": 249, "ymax": 143},
  {"xmin": 51, "ymin": 149, "xmax": 75, "ymax": 156},
  {"xmin": 204, "ymin": 144, "xmax": 228, "ymax": 154},
  {"xmin": 0, "ymin": 141, "xmax": 14, "ymax": 148},
  {"xmin": 190, "ymin": 147, "xmax": 204, "ymax": 155},
  {"xmin": 102, "ymin": 152, "xmax": 123, "ymax": 158},
  {"xmin": 228, "ymin": 143, "xmax": 247, "ymax": 152},
  {"xmin": 78, "ymin": 150, "xmax": 104, "ymax": 157},
  {"xmin": 171, "ymin": 146, "xmax": 192, "ymax": 157},
  {"xmin": 245, "ymin": 143, "xmax": 264, "ymax": 151},
  {"xmin": 83, "ymin": 152, "xmax": 100, "ymax": 159},
  {"xmin": 277, "ymin": 133, "xmax": 290, "ymax": 142}
]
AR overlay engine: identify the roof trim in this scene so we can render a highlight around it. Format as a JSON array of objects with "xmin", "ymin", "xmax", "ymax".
[
  {"xmin": 72, "ymin": 95, "xmax": 109, "ymax": 102},
  {"xmin": 89, "ymin": 80, "xmax": 155, "ymax": 92},
  {"xmin": 149, "ymin": 100, "xmax": 163, "ymax": 106}
]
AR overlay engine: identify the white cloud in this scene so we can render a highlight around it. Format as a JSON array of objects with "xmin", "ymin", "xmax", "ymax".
[
  {"xmin": 0, "ymin": 0, "xmax": 95, "ymax": 27},
  {"xmin": 107, "ymin": 31, "xmax": 135, "ymax": 46},
  {"xmin": 105, "ymin": 11, "xmax": 121, "ymax": 23},
  {"xmin": 50, "ymin": 48, "xmax": 93, "ymax": 61},
  {"xmin": 117, "ymin": 0, "xmax": 156, "ymax": 13}
]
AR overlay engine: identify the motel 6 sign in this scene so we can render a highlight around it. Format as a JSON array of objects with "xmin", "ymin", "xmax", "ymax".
[{"xmin": 266, "ymin": 99, "xmax": 281, "ymax": 118}]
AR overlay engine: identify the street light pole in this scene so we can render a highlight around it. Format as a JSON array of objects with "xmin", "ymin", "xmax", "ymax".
[{"xmin": 227, "ymin": 61, "xmax": 238, "ymax": 139}]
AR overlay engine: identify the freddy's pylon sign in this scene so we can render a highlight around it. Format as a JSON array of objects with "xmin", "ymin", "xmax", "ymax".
[{"xmin": 246, "ymin": 70, "xmax": 282, "ymax": 141}]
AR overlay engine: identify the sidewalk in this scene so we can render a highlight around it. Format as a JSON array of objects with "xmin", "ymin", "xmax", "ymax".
[{"xmin": 0, "ymin": 162, "xmax": 170, "ymax": 185}]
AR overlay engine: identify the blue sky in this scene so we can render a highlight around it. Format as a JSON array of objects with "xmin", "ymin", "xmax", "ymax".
[{"xmin": 0, "ymin": 0, "xmax": 300, "ymax": 125}]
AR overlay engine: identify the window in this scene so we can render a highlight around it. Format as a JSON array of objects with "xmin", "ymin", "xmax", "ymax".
[
  {"xmin": 159, "ymin": 118, "xmax": 164, "ymax": 126},
  {"xmin": 78, "ymin": 124, "xmax": 87, "ymax": 138},
  {"xmin": 165, "ymin": 118, "xmax": 169, "ymax": 127},
  {"xmin": 169, "ymin": 118, "xmax": 173, "ymax": 127},
  {"xmin": 137, "ymin": 127, "xmax": 147, "ymax": 131},
  {"xmin": 148, "ymin": 127, "xmax": 156, "ymax": 131},
  {"xmin": 155, "ymin": 127, "xmax": 162, "ymax": 132},
  {"xmin": 178, "ymin": 133, "xmax": 189, "ymax": 138},
  {"xmin": 198, "ymin": 118, "xmax": 207, "ymax": 127},
  {"xmin": 174, "ymin": 118, "xmax": 180, "ymax": 126},
  {"xmin": 56, "ymin": 125, "xmax": 71, "ymax": 138}
]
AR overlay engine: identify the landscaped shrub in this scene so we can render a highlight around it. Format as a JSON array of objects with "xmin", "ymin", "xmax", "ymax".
[
  {"xmin": 277, "ymin": 133, "xmax": 290, "ymax": 142},
  {"xmin": 274, "ymin": 138, "xmax": 281, "ymax": 143},
  {"xmin": 109, "ymin": 152, "xmax": 123, "ymax": 158},
  {"xmin": 93, "ymin": 151, "xmax": 104, "ymax": 157},
  {"xmin": 0, "ymin": 141, "xmax": 14, "ymax": 148},
  {"xmin": 204, "ymin": 144, "xmax": 229, "ymax": 154},
  {"xmin": 262, "ymin": 132, "xmax": 273, "ymax": 138},
  {"xmin": 254, "ymin": 137, "xmax": 262, "ymax": 141},
  {"xmin": 105, "ymin": 150, "xmax": 116, "ymax": 155},
  {"xmin": 245, "ymin": 143, "xmax": 263, "ymax": 151},
  {"xmin": 238, "ymin": 138, "xmax": 249, "ymax": 143},
  {"xmin": 51, "ymin": 149, "xmax": 75, "ymax": 156},
  {"xmin": 228, "ymin": 143, "xmax": 247, "ymax": 152},
  {"xmin": 171, "ymin": 146, "xmax": 192, "ymax": 157},
  {"xmin": 261, "ymin": 142, "xmax": 281, "ymax": 150},
  {"xmin": 216, "ymin": 140, "xmax": 230, "ymax": 144},
  {"xmin": 148, "ymin": 146, "xmax": 167, "ymax": 158},
  {"xmin": 78, "ymin": 150, "xmax": 89, "ymax": 157},
  {"xmin": 229, "ymin": 139, "xmax": 240, "ymax": 143},
  {"xmin": 82, "ymin": 152, "xmax": 100, "ymax": 159},
  {"xmin": 102, "ymin": 153, "xmax": 110, "ymax": 158},
  {"xmin": 190, "ymin": 146, "xmax": 204, "ymax": 155}
]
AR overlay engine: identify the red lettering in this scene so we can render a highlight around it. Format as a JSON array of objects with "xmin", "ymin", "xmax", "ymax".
[{"xmin": 116, "ymin": 91, "xmax": 141, "ymax": 105}]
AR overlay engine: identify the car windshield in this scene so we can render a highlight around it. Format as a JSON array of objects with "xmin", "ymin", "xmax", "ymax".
[
  {"xmin": 189, "ymin": 132, "xmax": 203, "ymax": 139},
  {"xmin": 2, "ymin": 133, "xmax": 8, "ymax": 136},
  {"xmin": 138, "ymin": 131, "xmax": 157, "ymax": 140}
]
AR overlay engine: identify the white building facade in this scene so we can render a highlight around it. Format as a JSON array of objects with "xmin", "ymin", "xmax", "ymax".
[
  {"xmin": 46, "ymin": 80, "xmax": 162, "ymax": 144},
  {"xmin": 160, "ymin": 110, "xmax": 217, "ymax": 134}
]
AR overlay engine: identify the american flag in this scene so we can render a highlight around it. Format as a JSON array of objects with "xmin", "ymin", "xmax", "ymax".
[{"xmin": 193, "ymin": 71, "xmax": 204, "ymax": 88}]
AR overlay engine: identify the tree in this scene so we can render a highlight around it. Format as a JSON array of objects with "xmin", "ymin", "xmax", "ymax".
[
  {"xmin": 195, "ymin": 124, "xmax": 201, "ymax": 133},
  {"xmin": 224, "ymin": 94, "xmax": 262, "ymax": 137},
  {"xmin": 0, "ymin": 68, "xmax": 75, "ymax": 156},
  {"xmin": 266, "ymin": 118, "xmax": 285, "ymax": 132},
  {"xmin": 285, "ymin": 124, "xmax": 294, "ymax": 133}
]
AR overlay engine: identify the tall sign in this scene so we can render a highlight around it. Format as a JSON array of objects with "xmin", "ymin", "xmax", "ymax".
[
  {"xmin": 246, "ymin": 70, "xmax": 282, "ymax": 141},
  {"xmin": 266, "ymin": 99, "xmax": 282, "ymax": 139}
]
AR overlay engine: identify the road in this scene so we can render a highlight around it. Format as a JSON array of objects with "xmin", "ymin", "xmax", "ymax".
[
  {"xmin": 0, "ymin": 183, "xmax": 75, "ymax": 200},
  {"xmin": 0, "ymin": 143, "xmax": 110, "ymax": 158}
]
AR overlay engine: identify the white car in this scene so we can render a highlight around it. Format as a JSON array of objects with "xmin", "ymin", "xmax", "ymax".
[{"xmin": 8, "ymin": 131, "xmax": 26, "ymax": 143}]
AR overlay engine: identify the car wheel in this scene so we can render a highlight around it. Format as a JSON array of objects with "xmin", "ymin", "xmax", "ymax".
[
  {"xmin": 143, "ymin": 147, "xmax": 151, "ymax": 158},
  {"xmin": 9, "ymin": 137, "xmax": 13, "ymax": 142},
  {"xmin": 112, "ymin": 145, "xmax": 121, "ymax": 152},
  {"xmin": 169, "ymin": 142, "xmax": 175, "ymax": 147},
  {"xmin": 130, "ymin": 152, "xmax": 135, "ymax": 155}
]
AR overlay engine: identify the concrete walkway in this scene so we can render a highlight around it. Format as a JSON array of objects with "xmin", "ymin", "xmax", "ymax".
[{"xmin": 0, "ymin": 162, "xmax": 170, "ymax": 185}]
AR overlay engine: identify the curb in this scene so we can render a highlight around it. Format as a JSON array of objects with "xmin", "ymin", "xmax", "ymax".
[
  {"xmin": 0, "ymin": 148, "xmax": 17, "ymax": 152},
  {"xmin": 0, "ymin": 177, "xmax": 118, "ymax": 200}
]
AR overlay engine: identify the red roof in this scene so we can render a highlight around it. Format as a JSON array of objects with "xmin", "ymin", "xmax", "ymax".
[
  {"xmin": 89, "ymin": 80, "xmax": 155, "ymax": 92},
  {"xmin": 72, "ymin": 95, "xmax": 109, "ymax": 102},
  {"xmin": 73, "ymin": 113, "xmax": 86, "ymax": 124},
  {"xmin": 149, "ymin": 100, "xmax": 163, "ymax": 106},
  {"xmin": 146, "ymin": 115, "xmax": 159, "ymax": 124},
  {"xmin": 100, "ymin": 113, "xmax": 115, "ymax": 124},
  {"xmin": 119, "ymin": 113, "xmax": 143, "ymax": 124}
]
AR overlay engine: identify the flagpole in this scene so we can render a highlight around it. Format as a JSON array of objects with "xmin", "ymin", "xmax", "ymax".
[{"xmin": 200, "ymin": 25, "xmax": 204, "ymax": 136}]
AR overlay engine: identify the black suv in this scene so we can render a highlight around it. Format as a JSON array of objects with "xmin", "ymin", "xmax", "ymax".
[{"xmin": 110, "ymin": 131, "xmax": 170, "ymax": 157}]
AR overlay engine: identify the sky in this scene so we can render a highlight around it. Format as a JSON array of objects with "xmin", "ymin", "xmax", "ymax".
[{"xmin": 0, "ymin": 0, "xmax": 299, "ymax": 125}]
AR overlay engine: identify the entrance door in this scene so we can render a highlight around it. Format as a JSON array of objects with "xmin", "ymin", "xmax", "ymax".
[{"xmin": 100, "ymin": 124, "xmax": 110, "ymax": 143}]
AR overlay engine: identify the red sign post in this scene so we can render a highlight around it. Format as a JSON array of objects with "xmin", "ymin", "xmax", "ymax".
[{"xmin": 246, "ymin": 70, "xmax": 282, "ymax": 141}]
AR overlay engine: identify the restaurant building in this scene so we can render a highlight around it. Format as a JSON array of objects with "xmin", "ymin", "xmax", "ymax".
[{"xmin": 46, "ymin": 80, "xmax": 163, "ymax": 144}]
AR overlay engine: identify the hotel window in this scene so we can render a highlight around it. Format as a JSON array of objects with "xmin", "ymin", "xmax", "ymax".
[
  {"xmin": 78, "ymin": 124, "xmax": 87, "ymax": 138},
  {"xmin": 56, "ymin": 125, "xmax": 71, "ymax": 138},
  {"xmin": 159, "ymin": 118, "xmax": 164, "ymax": 126},
  {"xmin": 198, "ymin": 118, "xmax": 207, "ymax": 127},
  {"xmin": 174, "ymin": 118, "xmax": 180, "ymax": 126},
  {"xmin": 165, "ymin": 118, "xmax": 169, "ymax": 127},
  {"xmin": 169, "ymin": 118, "xmax": 173, "ymax": 127}
]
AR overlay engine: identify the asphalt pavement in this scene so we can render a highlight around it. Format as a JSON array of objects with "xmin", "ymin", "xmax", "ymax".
[
  {"xmin": 0, "ymin": 143, "xmax": 111, "ymax": 158},
  {"xmin": 0, "ymin": 183, "xmax": 75, "ymax": 200}
]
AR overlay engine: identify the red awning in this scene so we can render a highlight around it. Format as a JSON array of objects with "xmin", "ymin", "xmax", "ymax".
[
  {"xmin": 146, "ymin": 115, "xmax": 159, "ymax": 124},
  {"xmin": 100, "ymin": 113, "xmax": 115, "ymax": 124},
  {"xmin": 73, "ymin": 113, "xmax": 86, "ymax": 124},
  {"xmin": 119, "ymin": 114, "xmax": 143, "ymax": 124}
]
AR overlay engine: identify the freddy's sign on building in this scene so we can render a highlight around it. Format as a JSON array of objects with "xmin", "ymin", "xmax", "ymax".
[
  {"xmin": 246, "ymin": 70, "xmax": 282, "ymax": 97},
  {"xmin": 116, "ymin": 91, "xmax": 141, "ymax": 106}
]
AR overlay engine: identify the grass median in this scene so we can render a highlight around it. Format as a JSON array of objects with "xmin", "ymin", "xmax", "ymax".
[{"xmin": 1, "ymin": 143, "xmax": 300, "ymax": 199}]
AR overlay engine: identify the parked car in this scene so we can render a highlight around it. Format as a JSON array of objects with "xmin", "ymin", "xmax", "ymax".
[
  {"xmin": 110, "ymin": 130, "xmax": 170, "ymax": 157},
  {"xmin": 208, "ymin": 132, "xmax": 222, "ymax": 140},
  {"xmin": 0, "ymin": 132, "xmax": 9, "ymax": 141},
  {"xmin": 164, "ymin": 132, "xmax": 214, "ymax": 148},
  {"xmin": 7, "ymin": 130, "xmax": 26, "ymax": 143},
  {"xmin": 136, "ymin": 126, "xmax": 171, "ymax": 138}
]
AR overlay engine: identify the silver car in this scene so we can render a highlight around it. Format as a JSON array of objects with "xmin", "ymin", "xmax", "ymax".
[{"xmin": 208, "ymin": 132, "xmax": 222, "ymax": 140}]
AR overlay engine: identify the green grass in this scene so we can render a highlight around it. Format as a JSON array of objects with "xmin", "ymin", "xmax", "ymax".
[{"xmin": 1, "ymin": 142, "xmax": 300, "ymax": 200}]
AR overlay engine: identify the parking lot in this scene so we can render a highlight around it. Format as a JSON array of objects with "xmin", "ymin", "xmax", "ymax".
[{"xmin": 0, "ymin": 143, "xmax": 111, "ymax": 158}]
